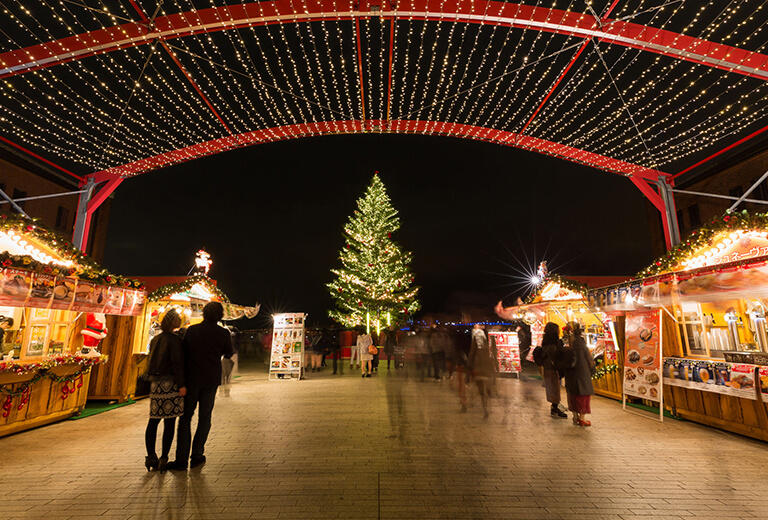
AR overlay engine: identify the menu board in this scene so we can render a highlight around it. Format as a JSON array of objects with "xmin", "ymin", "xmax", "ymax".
[
  {"xmin": 623, "ymin": 310, "xmax": 662, "ymax": 402},
  {"xmin": 664, "ymin": 357, "xmax": 758, "ymax": 400},
  {"xmin": 489, "ymin": 331, "xmax": 520, "ymax": 374},
  {"xmin": 0, "ymin": 269, "xmax": 32, "ymax": 306},
  {"xmin": 269, "ymin": 313, "xmax": 306, "ymax": 380},
  {"xmin": 0, "ymin": 268, "xmax": 144, "ymax": 315}
]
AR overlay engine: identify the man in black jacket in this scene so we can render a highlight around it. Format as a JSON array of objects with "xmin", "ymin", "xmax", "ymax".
[{"xmin": 167, "ymin": 301, "xmax": 233, "ymax": 470}]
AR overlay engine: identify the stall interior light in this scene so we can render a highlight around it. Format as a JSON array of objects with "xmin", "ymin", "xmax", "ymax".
[{"xmin": 0, "ymin": 231, "xmax": 73, "ymax": 268}]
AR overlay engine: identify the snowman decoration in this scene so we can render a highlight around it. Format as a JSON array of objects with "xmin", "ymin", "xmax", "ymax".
[{"xmin": 80, "ymin": 312, "xmax": 107, "ymax": 357}]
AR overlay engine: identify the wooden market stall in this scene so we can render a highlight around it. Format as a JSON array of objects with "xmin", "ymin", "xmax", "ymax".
[
  {"xmin": 127, "ymin": 274, "xmax": 260, "ymax": 398},
  {"xmin": 0, "ymin": 217, "xmax": 146, "ymax": 437},
  {"xmin": 495, "ymin": 273, "xmax": 625, "ymax": 400},
  {"xmin": 588, "ymin": 211, "xmax": 768, "ymax": 441}
]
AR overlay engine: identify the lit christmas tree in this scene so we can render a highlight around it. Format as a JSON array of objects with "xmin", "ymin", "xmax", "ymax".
[{"xmin": 328, "ymin": 174, "xmax": 420, "ymax": 331}]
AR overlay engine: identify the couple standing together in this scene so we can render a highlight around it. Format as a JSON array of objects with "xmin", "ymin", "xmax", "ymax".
[{"xmin": 143, "ymin": 301, "xmax": 234, "ymax": 472}]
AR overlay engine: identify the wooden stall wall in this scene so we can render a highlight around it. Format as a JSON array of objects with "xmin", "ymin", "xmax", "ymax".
[
  {"xmin": 661, "ymin": 310, "xmax": 768, "ymax": 441},
  {"xmin": 87, "ymin": 315, "xmax": 140, "ymax": 402},
  {"xmin": 0, "ymin": 367, "xmax": 92, "ymax": 437},
  {"xmin": 593, "ymin": 315, "xmax": 625, "ymax": 400}
]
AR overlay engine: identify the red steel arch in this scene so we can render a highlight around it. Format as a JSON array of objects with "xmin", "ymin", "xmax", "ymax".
[
  {"xmin": 3, "ymin": 2, "xmax": 762, "ymax": 250},
  {"xmin": 1, "ymin": 1, "xmax": 767, "ymax": 81}
]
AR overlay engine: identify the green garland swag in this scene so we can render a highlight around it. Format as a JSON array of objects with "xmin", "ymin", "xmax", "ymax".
[
  {"xmin": 636, "ymin": 209, "xmax": 768, "ymax": 279},
  {"xmin": 0, "ymin": 214, "xmax": 144, "ymax": 289},
  {"xmin": 147, "ymin": 274, "xmax": 230, "ymax": 303},
  {"xmin": 592, "ymin": 362, "xmax": 620, "ymax": 380}
]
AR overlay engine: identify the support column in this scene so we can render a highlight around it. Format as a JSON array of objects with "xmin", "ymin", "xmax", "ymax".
[
  {"xmin": 73, "ymin": 174, "xmax": 124, "ymax": 252},
  {"xmin": 656, "ymin": 178, "xmax": 680, "ymax": 248},
  {"xmin": 630, "ymin": 175, "xmax": 679, "ymax": 250},
  {"xmin": 73, "ymin": 177, "xmax": 96, "ymax": 251}
]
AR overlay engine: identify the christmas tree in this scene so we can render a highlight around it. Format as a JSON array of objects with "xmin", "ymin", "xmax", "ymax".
[{"xmin": 328, "ymin": 174, "xmax": 420, "ymax": 330}]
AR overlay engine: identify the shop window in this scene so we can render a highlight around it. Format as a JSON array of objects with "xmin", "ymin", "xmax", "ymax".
[
  {"xmin": 676, "ymin": 209, "xmax": 685, "ymax": 232},
  {"xmin": 23, "ymin": 308, "xmax": 73, "ymax": 358},
  {"xmin": 688, "ymin": 204, "xmax": 701, "ymax": 228},
  {"xmin": 55, "ymin": 206, "xmax": 69, "ymax": 230},
  {"xmin": 676, "ymin": 299, "xmax": 767, "ymax": 358}
]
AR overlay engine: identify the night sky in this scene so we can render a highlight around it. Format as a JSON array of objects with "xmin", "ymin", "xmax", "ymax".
[{"xmin": 102, "ymin": 133, "xmax": 655, "ymax": 327}]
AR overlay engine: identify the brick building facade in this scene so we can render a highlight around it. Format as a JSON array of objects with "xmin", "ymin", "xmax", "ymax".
[
  {"xmin": 648, "ymin": 147, "xmax": 768, "ymax": 257},
  {"xmin": 0, "ymin": 152, "xmax": 111, "ymax": 262}
]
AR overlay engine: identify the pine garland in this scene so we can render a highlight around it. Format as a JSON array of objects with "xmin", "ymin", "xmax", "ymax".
[
  {"xmin": 592, "ymin": 362, "xmax": 620, "ymax": 380},
  {"xmin": 636, "ymin": 209, "xmax": 768, "ymax": 278},
  {"xmin": 0, "ymin": 214, "xmax": 144, "ymax": 289},
  {"xmin": 147, "ymin": 274, "xmax": 230, "ymax": 302}
]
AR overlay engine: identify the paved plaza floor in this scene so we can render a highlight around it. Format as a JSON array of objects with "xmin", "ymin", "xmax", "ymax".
[{"xmin": 3, "ymin": 359, "xmax": 768, "ymax": 520}]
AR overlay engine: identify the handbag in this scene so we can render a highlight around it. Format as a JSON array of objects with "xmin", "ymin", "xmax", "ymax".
[{"xmin": 368, "ymin": 344, "xmax": 378, "ymax": 355}]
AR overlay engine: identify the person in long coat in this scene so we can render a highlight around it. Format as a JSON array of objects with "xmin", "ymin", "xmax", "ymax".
[
  {"xmin": 564, "ymin": 322, "xmax": 596, "ymax": 426},
  {"xmin": 541, "ymin": 322, "xmax": 567, "ymax": 418},
  {"xmin": 468, "ymin": 323, "xmax": 498, "ymax": 419}
]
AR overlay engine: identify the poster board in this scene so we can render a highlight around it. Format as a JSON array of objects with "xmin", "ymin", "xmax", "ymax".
[
  {"xmin": 666, "ymin": 358, "xmax": 758, "ymax": 400},
  {"xmin": 622, "ymin": 309, "xmax": 664, "ymax": 421},
  {"xmin": 489, "ymin": 331, "xmax": 520, "ymax": 375},
  {"xmin": 269, "ymin": 313, "xmax": 305, "ymax": 381}
]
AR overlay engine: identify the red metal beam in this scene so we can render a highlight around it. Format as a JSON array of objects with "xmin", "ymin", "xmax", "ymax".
[
  {"xmin": 355, "ymin": 17, "xmax": 367, "ymax": 127},
  {"xmin": 2, "ymin": 2, "xmax": 768, "ymax": 81},
  {"xmin": 159, "ymin": 42, "xmax": 233, "ymax": 135},
  {"xmin": 0, "ymin": 135, "xmax": 83, "ymax": 182},
  {"xmin": 517, "ymin": 0, "xmax": 621, "ymax": 139},
  {"xmin": 124, "ymin": 1, "xmax": 233, "ymax": 135},
  {"xmin": 89, "ymin": 120, "xmax": 667, "ymax": 180},
  {"xmin": 517, "ymin": 39, "xmax": 590, "ymax": 139},
  {"xmin": 630, "ymin": 176, "xmax": 673, "ymax": 250},
  {"xmin": 670, "ymin": 122, "xmax": 768, "ymax": 181}
]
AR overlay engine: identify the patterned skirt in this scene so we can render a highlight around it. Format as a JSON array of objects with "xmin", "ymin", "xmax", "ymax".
[{"xmin": 149, "ymin": 378, "xmax": 184, "ymax": 419}]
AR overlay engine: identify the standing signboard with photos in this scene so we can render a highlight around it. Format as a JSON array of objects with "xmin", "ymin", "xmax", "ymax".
[
  {"xmin": 622, "ymin": 309, "xmax": 664, "ymax": 421},
  {"xmin": 269, "ymin": 313, "xmax": 306, "ymax": 381}
]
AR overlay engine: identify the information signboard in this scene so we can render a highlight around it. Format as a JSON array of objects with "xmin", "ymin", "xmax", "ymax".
[
  {"xmin": 269, "ymin": 313, "xmax": 306, "ymax": 381},
  {"xmin": 489, "ymin": 331, "xmax": 520, "ymax": 374}
]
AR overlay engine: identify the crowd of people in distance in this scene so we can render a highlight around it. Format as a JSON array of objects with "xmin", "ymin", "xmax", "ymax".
[
  {"xmin": 141, "ymin": 315, "xmax": 596, "ymax": 473},
  {"xmin": 304, "ymin": 320, "xmax": 595, "ymax": 425}
]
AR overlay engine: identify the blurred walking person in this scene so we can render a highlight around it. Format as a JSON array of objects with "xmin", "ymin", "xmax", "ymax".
[
  {"xmin": 357, "ymin": 329, "xmax": 374, "ymax": 377},
  {"xmin": 541, "ymin": 322, "xmax": 567, "ymax": 418},
  {"xmin": 382, "ymin": 325, "xmax": 398, "ymax": 369},
  {"xmin": 468, "ymin": 323, "xmax": 497, "ymax": 419}
]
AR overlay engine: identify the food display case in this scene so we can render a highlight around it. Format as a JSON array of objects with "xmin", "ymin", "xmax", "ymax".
[
  {"xmin": 0, "ymin": 216, "xmax": 145, "ymax": 437},
  {"xmin": 496, "ymin": 274, "xmax": 623, "ymax": 399},
  {"xmin": 588, "ymin": 211, "xmax": 768, "ymax": 441}
]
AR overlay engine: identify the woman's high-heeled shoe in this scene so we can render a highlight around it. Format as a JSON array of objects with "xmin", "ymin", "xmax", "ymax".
[
  {"xmin": 158, "ymin": 456, "xmax": 169, "ymax": 473},
  {"xmin": 145, "ymin": 455, "xmax": 159, "ymax": 471}
]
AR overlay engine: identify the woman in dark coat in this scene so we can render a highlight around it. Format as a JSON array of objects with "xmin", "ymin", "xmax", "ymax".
[
  {"xmin": 541, "ymin": 322, "xmax": 567, "ymax": 418},
  {"xmin": 144, "ymin": 309, "xmax": 186, "ymax": 471},
  {"xmin": 564, "ymin": 323, "xmax": 595, "ymax": 426}
]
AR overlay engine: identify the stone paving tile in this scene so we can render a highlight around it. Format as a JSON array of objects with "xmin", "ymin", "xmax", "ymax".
[{"xmin": 2, "ymin": 360, "xmax": 768, "ymax": 519}]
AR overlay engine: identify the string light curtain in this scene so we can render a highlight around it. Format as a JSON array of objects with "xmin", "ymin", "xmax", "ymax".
[{"xmin": 0, "ymin": 1, "xmax": 767, "ymax": 179}]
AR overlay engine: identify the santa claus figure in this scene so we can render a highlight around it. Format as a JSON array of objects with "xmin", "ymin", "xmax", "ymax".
[{"xmin": 80, "ymin": 312, "xmax": 107, "ymax": 357}]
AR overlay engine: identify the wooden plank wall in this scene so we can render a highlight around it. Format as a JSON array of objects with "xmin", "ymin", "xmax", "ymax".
[
  {"xmin": 594, "ymin": 315, "xmax": 626, "ymax": 400},
  {"xmin": 86, "ymin": 315, "xmax": 139, "ymax": 402},
  {"xmin": 0, "ymin": 370, "xmax": 91, "ymax": 437}
]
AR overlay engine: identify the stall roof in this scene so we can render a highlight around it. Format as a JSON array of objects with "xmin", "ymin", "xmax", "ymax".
[{"xmin": 144, "ymin": 274, "xmax": 259, "ymax": 320}]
